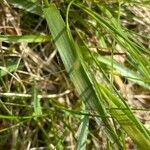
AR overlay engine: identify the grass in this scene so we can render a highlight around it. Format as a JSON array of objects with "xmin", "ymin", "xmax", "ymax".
[{"xmin": 0, "ymin": 0, "xmax": 150, "ymax": 149}]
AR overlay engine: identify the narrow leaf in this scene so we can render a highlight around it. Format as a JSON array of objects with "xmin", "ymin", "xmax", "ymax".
[
  {"xmin": 77, "ymin": 112, "xmax": 89, "ymax": 150},
  {"xmin": 0, "ymin": 34, "xmax": 50, "ymax": 43}
]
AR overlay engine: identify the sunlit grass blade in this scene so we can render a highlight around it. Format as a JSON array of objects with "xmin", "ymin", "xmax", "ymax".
[
  {"xmin": 0, "ymin": 115, "xmax": 33, "ymax": 119},
  {"xmin": 96, "ymin": 55, "xmax": 150, "ymax": 90},
  {"xmin": 0, "ymin": 34, "xmax": 50, "ymax": 43}
]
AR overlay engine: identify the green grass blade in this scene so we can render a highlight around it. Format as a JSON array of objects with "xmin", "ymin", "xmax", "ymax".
[
  {"xmin": 32, "ymin": 80, "xmax": 42, "ymax": 117},
  {"xmin": 43, "ymin": 3, "xmax": 150, "ymax": 149},
  {"xmin": 7, "ymin": 0, "xmax": 42, "ymax": 16},
  {"xmin": 43, "ymin": 3, "xmax": 123, "ymax": 148},
  {"xmin": 75, "ymin": 28, "xmax": 150, "ymax": 148},
  {"xmin": 77, "ymin": 112, "xmax": 89, "ymax": 150},
  {"xmin": 0, "ymin": 34, "xmax": 50, "ymax": 43},
  {"xmin": 96, "ymin": 55, "xmax": 150, "ymax": 90},
  {"xmin": 74, "ymin": 3, "xmax": 150, "ymax": 80},
  {"xmin": 0, "ymin": 61, "xmax": 18, "ymax": 77},
  {"xmin": 0, "ymin": 115, "xmax": 33, "ymax": 119},
  {"xmin": 99, "ymin": 84, "xmax": 150, "ymax": 149}
]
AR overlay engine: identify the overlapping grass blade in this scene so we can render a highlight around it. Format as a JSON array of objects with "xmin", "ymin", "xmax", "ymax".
[
  {"xmin": 43, "ymin": 3, "xmax": 150, "ymax": 149},
  {"xmin": 77, "ymin": 43, "xmax": 150, "ymax": 149},
  {"xmin": 43, "ymin": 3, "xmax": 123, "ymax": 149},
  {"xmin": 74, "ymin": 3, "xmax": 150, "ymax": 80}
]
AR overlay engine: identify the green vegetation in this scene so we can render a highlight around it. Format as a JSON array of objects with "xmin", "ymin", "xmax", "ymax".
[{"xmin": 0, "ymin": 0, "xmax": 150, "ymax": 149}]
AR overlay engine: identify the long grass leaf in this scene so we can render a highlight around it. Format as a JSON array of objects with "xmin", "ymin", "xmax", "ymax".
[
  {"xmin": 0, "ymin": 34, "xmax": 50, "ymax": 43},
  {"xmin": 77, "ymin": 113, "xmax": 89, "ymax": 150},
  {"xmin": 96, "ymin": 55, "xmax": 150, "ymax": 90},
  {"xmin": 43, "ymin": 3, "xmax": 123, "ymax": 148}
]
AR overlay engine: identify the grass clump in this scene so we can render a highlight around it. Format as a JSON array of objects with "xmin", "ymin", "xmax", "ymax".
[{"xmin": 0, "ymin": 0, "xmax": 150, "ymax": 149}]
